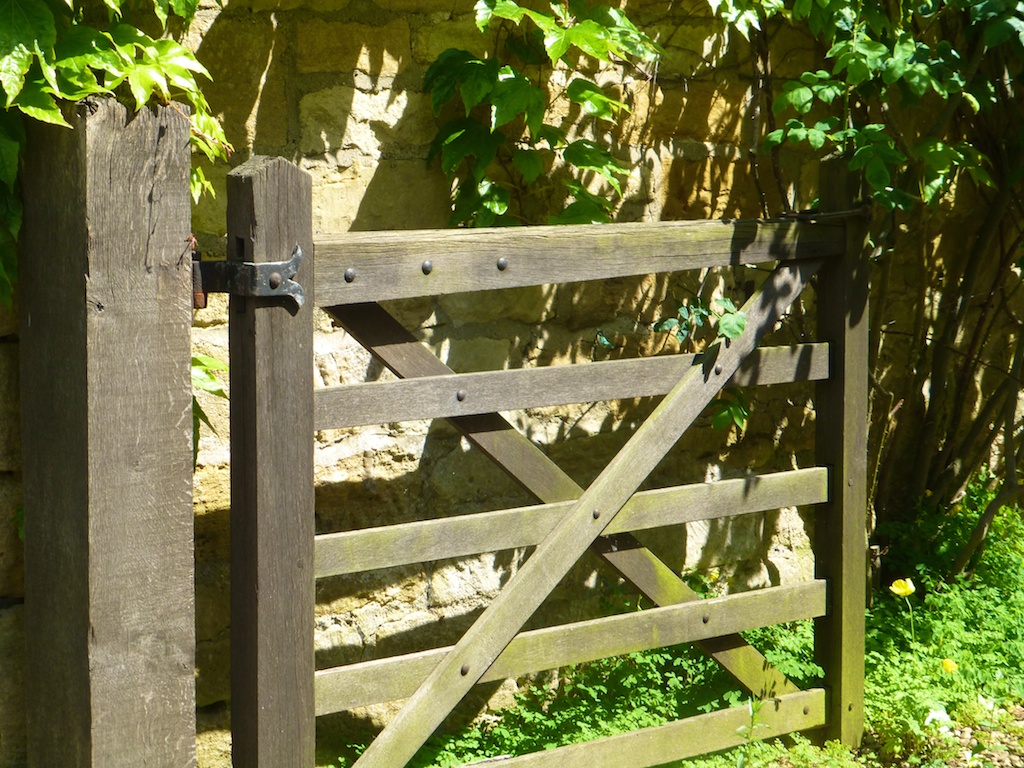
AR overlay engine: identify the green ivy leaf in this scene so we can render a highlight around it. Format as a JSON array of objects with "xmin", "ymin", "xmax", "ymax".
[
  {"xmin": 169, "ymin": 0, "xmax": 200, "ymax": 24},
  {"xmin": 490, "ymin": 66, "xmax": 545, "ymax": 135},
  {"xmin": 512, "ymin": 148, "xmax": 545, "ymax": 183},
  {"xmin": 0, "ymin": 111, "xmax": 24, "ymax": 191},
  {"xmin": 429, "ymin": 118, "xmax": 505, "ymax": 178},
  {"xmin": 191, "ymin": 354, "xmax": 228, "ymax": 397},
  {"xmin": 477, "ymin": 178, "xmax": 509, "ymax": 215},
  {"xmin": 566, "ymin": 78, "xmax": 628, "ymax": 120},
  {"xmin": 715, "ymin": 307, "xmax": 747, "ymax": 340},
  {"xmin": 475, "ymin": 0, "xmax": 525, "ymax": 31},
  {"xmin": 864, "ymin": 156, "xmax": 891, "ymax": 191},
  {"xmin": 535, "ymin": 123, "xmax": 566, "ymax": 148},
  {"xmin": 773, "ymin": 82, "xmax": 814, "ymax": 114},
  {"xmin": 763, "ymin": 128, "xmax": 785, "ymax": 148},
  {"xmin": 424, "ymin": 48, "xmax": 477, "ymax": 114},
  {"xmin": 563, "ymin": 139, "xmax": 624, "ymax": 194},
  {"xmin": 0, "ymin": 0, "xmax": 56, "ymax": 103},
  {"xmin": 565, "ymin": 19, "xmax": 615, "ymax": 60},
  {"xmin": 459, "ymin": 58, "xmax": 500, "ymax": 112},
  {"xmin": 0, "ymin": 181, "xmax": 22, "ymax": 242},
  {"xmin": 12, "ymin": 75, "xmax": 69, "ymax": 126},
  {"xmin": 551, "ymin": 197, "xmax": 610, "ymax": 224}
]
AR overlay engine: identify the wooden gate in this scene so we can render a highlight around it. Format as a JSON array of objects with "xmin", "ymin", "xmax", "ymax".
[{"xmin": 225, "ymin": 156, "xmax": 868, "ymax": 767}]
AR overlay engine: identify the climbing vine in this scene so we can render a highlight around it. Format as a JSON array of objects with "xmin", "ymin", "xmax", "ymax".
[
  {"xmin": 709, "ymin": 0, "xmax": 1024, "ymax": 556},
  {"xmin": 0, "ymin": 0, "xmax": 230, "ymax": 305},
  {"xmin": 424, "ymin": 0, "xmax": 661, "ymax": 226}
]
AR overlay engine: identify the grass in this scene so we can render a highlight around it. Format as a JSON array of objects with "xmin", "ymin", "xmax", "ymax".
[{"xmin": 326, "ymin": 482, "xmax": 1024, "ymax": 768}]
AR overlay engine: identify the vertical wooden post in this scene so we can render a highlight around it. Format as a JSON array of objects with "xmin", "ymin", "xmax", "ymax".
[
  {"xmin": 19, "ymin": 98, "xmax": 196, "ymax": 765},
  {"xmin": 814, "ymin": 157, "xmax": 869, "ymax": 746},
  {"xmin": 228, "ymin": 156, "xmax": 315, "ymax": 766}
]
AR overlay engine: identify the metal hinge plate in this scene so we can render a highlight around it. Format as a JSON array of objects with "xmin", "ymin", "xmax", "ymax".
[{"xmin": 193, "ymin": 244, "xmax": 305, "ymax": 310}]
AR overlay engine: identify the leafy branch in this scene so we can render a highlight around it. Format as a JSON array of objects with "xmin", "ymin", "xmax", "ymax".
[
  {"xmin": 654, "ymin": 295, "xmax": 751, "ymax": 431},
  {"xmin": 0, "ymin": 0, "xmax": 231, "ymax": 304},
  {"xmin": 424, "ymin": 0, "xmax": 661, "ymax": 226}
]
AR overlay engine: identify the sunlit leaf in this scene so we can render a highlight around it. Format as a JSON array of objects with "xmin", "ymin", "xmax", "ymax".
[
  {"xmin": 0, "ymin": 0, "xmax": 56, "ymax": 103},
  {"xmin": 12, "ymin": 76, "xmax": 69, "ymax": 126},
  {"xmin": 566, "ymin": 78, "xmax": 628, "ymax": 120}
]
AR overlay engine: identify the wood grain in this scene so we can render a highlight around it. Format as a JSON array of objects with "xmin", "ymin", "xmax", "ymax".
[
  {"xmin": 333, "ymin": 301, "xmax": 803, "ymax": 705},
  {"xmin": 314, "ymin": 467, "xmax": 829, "ymax": 577},
  {"xmin": 229, "ymin": 156, "xmax": 316, "ymax": 767},
  {"xmin": 20, "ymin": 99, "xmax": 195, "ymax": 766},
  {"xmin": 814, "ymin": 158, "xmax": 870, "ymax": 746},
  {"xmin": 350, "ymin": 260, "xmax": 819, "ymax": 768},
  {"xmin": 314, "ymin": 344, "xmax": 829, "ymax": 429},
  {"xmin": 315, "ymin": 219, "xmax": 843, "ymax": 304},
  {"xmin": 470, "ymin": 689, "xmax": 825, "ymax": 768},
  {"xmin": 315, "ymin": 581, "xmax": 826, "ymax": 714}
]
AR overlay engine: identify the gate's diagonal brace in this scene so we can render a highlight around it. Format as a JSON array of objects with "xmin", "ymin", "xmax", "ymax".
[
  {"xmin": 327, "ymin": 309, "xmax": 797, "ymax": 699},
  {"xmin": 333, "ymin": 259, "xmax": 820, "ymax": 768}
]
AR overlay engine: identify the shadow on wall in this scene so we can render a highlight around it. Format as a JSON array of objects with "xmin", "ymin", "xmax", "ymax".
[
  {"xmin": 188, "ymin": 0, "xmax": 826, "ymax": 757},
  {"xmin": 192, "ymin": 0, "xmax": 457, "ymax": 242}
]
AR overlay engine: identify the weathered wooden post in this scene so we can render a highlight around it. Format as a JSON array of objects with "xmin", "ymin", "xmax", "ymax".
[
  {"xmin": 227, "ymin": 156, "xmax": 315, "ymax": 766},
  {"xmin": 19, "ymin": 98, "xmax": 196, "ymax": 764},
  {"xmin": 814, "ymin": 156, "xmax": 870, "ymax": 745}
]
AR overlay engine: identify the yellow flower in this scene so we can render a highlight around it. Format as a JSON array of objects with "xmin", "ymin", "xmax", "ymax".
[
  {"xmin": 942, "ymin": 658, "xmax": 959, "ymax": 674},
  {"xmin": 889, "ymin": 578, "xmax": 916, "ymax": 597}
]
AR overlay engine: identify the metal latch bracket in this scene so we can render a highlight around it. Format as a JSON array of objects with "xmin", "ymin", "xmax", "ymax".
[{"xmin": 193, "ymin": 244, "xmax": 305, "ymax": 310}]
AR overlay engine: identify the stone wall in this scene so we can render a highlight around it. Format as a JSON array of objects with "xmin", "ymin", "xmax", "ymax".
[
  {"xmin": 0, "ymin": 1, "xmax": 829, "ymax": 765},
  {"xmin": 184, "ymin": 0, "xmax": 825, "ymax": 762}
]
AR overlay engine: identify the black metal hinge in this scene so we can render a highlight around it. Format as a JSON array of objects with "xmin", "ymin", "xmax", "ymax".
[{"xmin": 192, "ymin": 244, "xmax": 305, "ymax": 311}]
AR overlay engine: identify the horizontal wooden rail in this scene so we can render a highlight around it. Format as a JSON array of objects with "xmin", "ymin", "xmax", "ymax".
[
  {"xmin": 314, "ymin": 467, "xmax": 828, "ymax": 578},
  {"xmin": 314, "ymin": 581, "xmax": 826, "ymax": 714},
  {"xmin": 314, "ymin": 343, "xmax": 828, "ymax": 429},
  {"xmin": 314, "ymin": 219, "xmax": 843, "ymax": 305},
  {"xmin": 456, "ymin": 688, "xmax": 826, "ymax": 768}
]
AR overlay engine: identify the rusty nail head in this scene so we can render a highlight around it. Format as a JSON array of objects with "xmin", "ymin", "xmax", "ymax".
[
  {"xmin": 269, "ymin": 271, "xmax": 283, "ymax": 289},
  {"xmin": 460, "ymin": 664, "xmax": 470, "ymax": 676},
  {"xmin": 456, "ymin": 390, "xmax": 467, "ymax": 402},
  {"xmin": 422, "ymin": 260, "xmax": 433, "ymax": 275},
  {"xmin": 592, "ymin": 509, "xmax": 600, "ymax": 520},
  {"xmin": 497, "ymin": 257, "xmax": 509, "ymax": 271},
  {"xmin": 344, "ymin": 268, "xmax": 356, "ymax": 283},
  {"xmin": 702, "ymin": 614, "xmax": 710, "ymax": 624}
]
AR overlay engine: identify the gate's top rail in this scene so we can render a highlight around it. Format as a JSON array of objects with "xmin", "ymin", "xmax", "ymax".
[{"xmin": 313, "ymin": 218, "xmax": 844, "ymax": 306}]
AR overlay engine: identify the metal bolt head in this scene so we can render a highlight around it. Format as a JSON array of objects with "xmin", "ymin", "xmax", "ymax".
[
  {"xmin": 496, "ymin": 257, "xmax": 509, "ymax": 271},
  {"xmin": 268, "ymin": 271, "xmax": 283, "ymax": 290},
  {"xmin": 714, "ymin": 364, "xmax": 723, "ymax": 375},
  {"xmin": 803, "ymin": 705, "xmax": 810, "ymax": 715},
  {"xmin": 592, "ymin": 509, "xmax": 601, "ymax": 520},
  {"xmin": 344, "ymin": 267, "xmax": 356, "ymax": 283},
  {"xmin": 702, "ymin": 614, "xmax": 710, "ymax": 624},
  {"xmin": 456, "ymin": 389, "xmax": 467, "ymax": 402},
  {"xmin": 422, "ymin": 260, "xmax": 433, "ymax": 275},
  {"xmin": 460, "ymin": 664, "xmax": 470, "ymax": 676}
]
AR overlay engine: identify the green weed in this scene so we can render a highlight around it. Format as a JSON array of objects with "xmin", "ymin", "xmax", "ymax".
[{"xmin": 326, "ymin": 481, "xmax": 1024, "ymax": 768}]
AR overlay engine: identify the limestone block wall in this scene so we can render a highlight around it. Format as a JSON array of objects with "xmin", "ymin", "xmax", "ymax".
[
  {"xmin": 182, "ymin": 0, "xmax": 828, "ymax": 761},
  {"xmin": 0, "ymin": 0, "xmax": 829, "ymax": 764}
]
